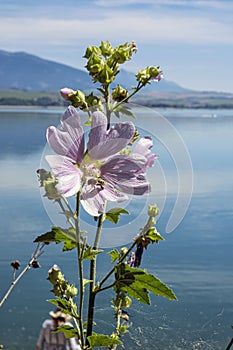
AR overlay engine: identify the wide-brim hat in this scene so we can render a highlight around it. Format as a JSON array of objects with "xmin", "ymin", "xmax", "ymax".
[{"xmin": 49, "ymin": 308, "xmax": 72, "ymax": 321}]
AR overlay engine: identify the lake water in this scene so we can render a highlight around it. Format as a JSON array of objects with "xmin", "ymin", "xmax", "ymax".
[{"xmin": 0, "ymin": 107, "xmax": 232, "ymax": 349}]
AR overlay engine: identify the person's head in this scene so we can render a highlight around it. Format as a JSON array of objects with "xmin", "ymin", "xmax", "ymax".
[
  {"xmin": 49, "ymin": 308, "xmax": 71, "ymax": 327},
  {"xmin": 55, "ymin": 315, "xmax": 66, "ymax": 327}
]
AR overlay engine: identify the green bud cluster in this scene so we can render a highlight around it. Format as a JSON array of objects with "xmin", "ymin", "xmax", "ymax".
[
  {"xmin": 112, "ymin": 292, "xmax": 132, "ymax": 309},
  {"xmin": 69, "ymin": 90, "xmax": 88, "ymax": 109},
  {"xmin": 47, "ymin": 265, "xmax": 78, "ymax": 298},
  {"xmin": 84, "ymin": 41, "xmax": 137, "ymax": 86},
  {"xmin": 85, "ymin": 92, "xmax": 104, "ymax": 112},
  {"xmin": 136, "ymin": 66, "xmax": 162, "ymax": 85}
]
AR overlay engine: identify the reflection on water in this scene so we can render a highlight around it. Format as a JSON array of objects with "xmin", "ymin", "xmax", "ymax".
[{"xmin": 0, "ymin": 108, "xmax": 232, "ymax": 349}]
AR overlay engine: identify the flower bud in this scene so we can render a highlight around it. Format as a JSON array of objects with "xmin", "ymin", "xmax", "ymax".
[
  {"xmin": 148, "ymin": 204, "xmax": 159, "ymax": 217},
  {"xmin": 37, "ymin": 169, "xmax": 53, "ymax": 187},
  {"xmin": 60, "ymin": 87, "xmax": 75, "ymax": 101},
  {"xmin": 86, "ymin": 54, "xmax": 104, "ymax": 75},
  {"xmin": 136, "ymin": 67, "xmax": 150, "ymax": 84},
  {"xmin": 43, "ymin": 177, "xmax": 61, "ymax": 200},
  {"xmin": 99, "ymin": 40, "xmax": 113, "ymax": 57},
  {"xmin": 85, "ymin": 92, "xmax": 103, "ymax": 109},
  {"xmin": 11, "ymin": 260, "xmax": 21, "ymax": 270},
  {"xmin": 97, "ymin": 64, "xmax": 115, "ymax": 85},
  {"xmin": 47, "ymin": 265, "xmax": 64, "ymax": 285},
  {"xmin": 148, "ymin": 66, "xmax": 160, "ymax": 79},
  {"xmin": 66, "ymin": 284, "xmax": 78, "ymax": 298},
  {"xmin": 112, "ymin": 42, "xmax": 137, "ymax": 64},
  {"xmin": 112, "ymin": 85, "xmax": 128, "ymax": 102},
  {"xmin": 83, "ymin": 45, "xmax": 102, "ymax": 59},
  {"xmin": 136, "ymin": 65, "xmax": 163, "ymax": 85},
  {"xmin": 31, "ymin": 260, "xmax": 41, "ymax": 269},
  {"xmin": 68, "ymin": 90, "xmax": 88, "ymax": 109}
]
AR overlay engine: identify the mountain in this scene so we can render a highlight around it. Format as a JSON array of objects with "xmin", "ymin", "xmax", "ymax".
[
  {"xmin": 0, "ymin": 49, "xmax": 190, "ymax": 93},
  {"xmin": 0, "ymin": 50, "xmax": 92, "ymax": 91}
]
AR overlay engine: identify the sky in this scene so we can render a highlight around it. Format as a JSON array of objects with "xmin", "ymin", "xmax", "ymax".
[{"xmin": 0, "ymin": 0, "xmax": 233, "ymax": 93}]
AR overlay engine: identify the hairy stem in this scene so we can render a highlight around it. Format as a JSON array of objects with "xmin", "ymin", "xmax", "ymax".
[
  {"xmin": 97, "ymin": 215, "xmax": 153, "ymax": 291},
  {"xmin": 97, "ymin": 240, "xmax": 137, "ymax": 291},
  {"xmin": 57, "ymin": 198, "xmax": 76, "ymax": 230},
  {"xmin": 75, "ymin": 192, "xmax": 85, "ymax": 347},
  {"xmin": 112, "ymin": 81, "xmax": 150, "ymax": 111},
  {"xmin": 86, "ymin": 211, "xmax": 105, "ymax": 344}
]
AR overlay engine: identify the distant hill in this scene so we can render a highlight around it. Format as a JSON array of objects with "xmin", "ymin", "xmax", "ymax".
[{"xmin": 0, "ymin": 49, "xmax": 190, "ymax": 93}]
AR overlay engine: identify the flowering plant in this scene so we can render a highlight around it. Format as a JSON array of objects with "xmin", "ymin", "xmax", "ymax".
[{"xmin": 35, "ymin": 41, "xmax": 176, "ymax": 349}]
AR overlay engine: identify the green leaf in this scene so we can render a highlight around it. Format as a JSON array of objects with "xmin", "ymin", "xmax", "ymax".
[
  {"xmin": 115, "ymin": 264, "xmax": 177, "ymax": 303},
  {"xmin": 53, "ymin": 325, "xmax": 79, "ymax": 338},
  {"xmin": 114, "ymin": 110, "xmax": 120, "ymax": 118},
  {"xmin": 118, "ymin": 325, "xmax": 129, "ymax": 334},
  {"xmin": 120, "ymin": 106, "xmax": 136, "ymax": 119},
  {"xmin": 108, "ymin": 249, "xmax": 120, "ymax": 263},
  {"xmin": 146, "ymin": 228, "xmax": 164, "ymax": 242},
  {"xmin": 82, "ymin": 246, "xmax": 103, "ymax": 260},
  {"xmin": 34, "ymin": 226, "xmax": 77, "ymax": 251},
  {"xmin": 105, "ymin": 207, "xmax": 129, "ymax": 224},
  {"xmin": 122, "ymin": 284, "xmax": 150, "ymax": 305},
  {"xmin": 87, "ymin": 333, "xmax": 122, "ymax": 348},
  {"xmin": 47, "ymin": 298, "xmax": 78, "ymax": 317}
]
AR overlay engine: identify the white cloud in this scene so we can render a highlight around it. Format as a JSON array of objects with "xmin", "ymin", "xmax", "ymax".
[
  {"xmin": 0, "ymin": 11, "xmax": 232, "ymax": 48},
  {"xmin": 95, "ymin": 0, "xmax": 233, "ymax": 10}
]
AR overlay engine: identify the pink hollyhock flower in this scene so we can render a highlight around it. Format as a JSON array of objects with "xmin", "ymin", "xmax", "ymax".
[{"xmin": 46, "ymin": 106, "xmax": 156, "ymax": 216}]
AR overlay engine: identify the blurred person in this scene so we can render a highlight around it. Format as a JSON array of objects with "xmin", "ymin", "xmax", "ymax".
[{"xmin": 36, "ymin": 308, "xmax": 81, "ymax": 350}]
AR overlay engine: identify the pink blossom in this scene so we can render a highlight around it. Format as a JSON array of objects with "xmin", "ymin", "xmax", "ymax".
[{"xmin": 46, "ymin": 106, "xmax": 156, "ymax": 216}]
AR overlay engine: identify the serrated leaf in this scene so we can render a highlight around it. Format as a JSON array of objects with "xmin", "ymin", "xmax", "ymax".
[
  {"xmin": 53, "ymin": 325, "xmax": 78, "ymax": 338},
  {"xmin": 120, "ymin": 106, "xmax": 136, "ymax": 119},
  {"xmin": 114, "ymin": 111, "xmax": 120, "ymax": 118},
  {"xmin": 82, "ymin": 246, "xmax": 103, "ymax": 260},
  {"xmin": 121, "ymin": 284, "xmax": 150, "ymax": 305},
  {"xmin": 108, "ymin": 249, "xmax": 120, "ymax": 263},
  {"xmin": 115, "ymin": 264, "xmax": 177, "ymax": 303},
  {"xmin": 87, "ymin": 333, "xmax": 122, "ymax": 348},
  {"xmin": 147, "ymin": 228, "xmax": 164, "ymax": 242},
  {"xmin": 34, "ymin": 226, "xmax": 77, "ymax": 251},
  {"xmin": 47, "ymin": 298, "xmax": 76, "ymax": 315},
  {"xmin": 105, "ymin": 207, "xmax": 129, "ymax": 224}
]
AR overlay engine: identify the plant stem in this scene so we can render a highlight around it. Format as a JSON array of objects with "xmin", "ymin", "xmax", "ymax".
[
  {"xmin": 97, "ymin": 239, "xmax": 138, "ymax": 291},
  {"xmin": 112, "ymin": 80, "xmax": 150, "ymax": 111},
  {"xmin": 74, "ymin": 192, "xmax": 85, "ymax": 348},
  {"xmin": 86, "ymin": 211, "xmax": 105, "ymax": 344},
  {"xmin": 103, "ymin": 85, "xmax": 111, "ymax": 129},
  {"xmin": 97, "ymin": 215, "xmax": 154, "ymax": 291},
  {"xmin": 57, "ymin": 198, "xmax": 76, "ymax": 230},
  {"xmin": 0, "ymin": 243, "xmax": 44, "ymax": 308}
]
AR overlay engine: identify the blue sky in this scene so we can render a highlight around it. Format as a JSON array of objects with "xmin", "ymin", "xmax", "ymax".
[{"xmin": 1, "ymin": 0, "xmax": 233, "ymax": 92}]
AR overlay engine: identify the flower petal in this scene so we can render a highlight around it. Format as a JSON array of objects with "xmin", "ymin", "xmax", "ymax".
[
  {"xmin": 46, "ymin": 155, "xmax": 82, "ymax": 197},
  {"xmin": 46, "ymin": 106, "xmax": 84, "ymax": 163},
  {"xmin": 81, "ymin": 183, "xmax": 105, "ymax": 217},
  {"xmin": 88, "ymin": 111, "xmax": 135, "ymax": 160},
  {"xmin": 100, "ymin": 155, "xmax": 151, "ymax": 195},
  {"xmin": 133, "ymin": 136, "xmax": 158, "ymax": 172},
  {"xmin": 81, "ymin": 182, "xmax": 128, "ymax": 216}
]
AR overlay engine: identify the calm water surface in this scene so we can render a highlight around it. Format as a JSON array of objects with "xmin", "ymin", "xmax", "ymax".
[{"xmin": 0, "ymin": 107, "xmax": 232, "ymax": 349}]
